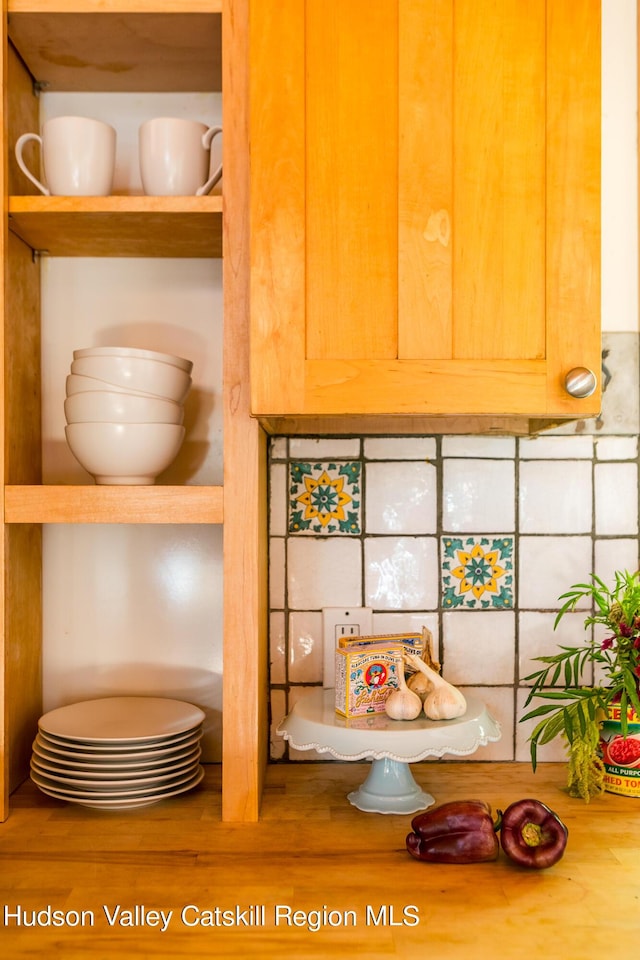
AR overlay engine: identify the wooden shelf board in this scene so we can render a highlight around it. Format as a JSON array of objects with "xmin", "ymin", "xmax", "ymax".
[
  {"xmin": 8, "ymin": 195, "xmax": 222, "ymax": 256},
  {"xmin": 9, "ymin": 1, "xmax": 222, "ymax": 11},
  {"xmin": 5, "ymin": 484, "xmax": 223, "ymax": 524},
  {"xmin": 7, "ymin": 7, "xmax": 222, "ymax": 92}
]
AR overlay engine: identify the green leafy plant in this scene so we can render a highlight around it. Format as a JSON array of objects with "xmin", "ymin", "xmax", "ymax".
[{"xmin": 521, "ymin": 569, "xmax": 640, "ymax": 801}]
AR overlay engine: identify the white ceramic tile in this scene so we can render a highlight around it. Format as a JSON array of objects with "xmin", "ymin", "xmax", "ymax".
[
  {"xmin": 269, "ymin": 463, "xmax": 287, "ymax": 536},
  {"xmin": 364, "ymin": 537, "xmax": 438, "ymax": 610},
  {"xmin": 270, "ymin": 689, "xmax": 287, "ymax": 760},
  {"xmin": 442, "ymin": 459, "xmax": 515, "ymax": 532},
  {"xmin": 270, "ymin": 437, "xmax": 288, "ymax": 460},
  {"xmin": 269, "ymin": 611, "xmax": 286, "ymax": 685},
  {"xmin": 441, "ymin": 534, "xmax": 514, "ymax": 610},
  {"xmin": 519, "ymin": 436, "xmax": 594, "ymax": 459},
  {"xmin": 441, "ymin": 436, "xmax": 516, "ymax": 458},
  {"xmin": 289, "ymin": 611, "xmax": 323, "ymax": 683},
  {"xmin": 364, "ymin": 437, "xmax": 437, "ymax": 460},
  {"xmin": 460, "ymin": 687, "xmax": 514, "ymax": 760},
  {"xmin": 595, "ymin": 462, "xmax": 638, "ymax": 534},
  {"xmin": 515, "ymin": 688, "xmax": 568, "ymax": 762},
  {"xmin": 289, "ymin": 438, "xmax": 361, "ymax": 458},
  {"xmin": 371, "ymin": 612, "xmax": 440, "ymax": 656},
  {"xmin": 595, "ymin": 436, "xmax": 638, "ymax": 460},
  {"xmin": 365, "ymin": 461, "xmax": 437, "ymax": 534},
  {"xmin": 287, "ymin": 538, "xmax": 362, "ymax": 610},
  {"xmin": 519, "ymin": 460, "xmax": 592, "ymax": 533},
  {"xmin": 595, "ymin": 539, "xmax": 640, "ymax": 583},
  {"xmin": 517, "ymin": 536, "xmax": 593, "ymax": 609},
  {"xmin": 269, "ymin": 537, "xmax": 286, "ymax": 609},
  {"xmin": 442, "ymin": 612, "xmax": 515, "ymax": 684},
  {"xmin": 518, "ymin": 611, "xmax": 594, "ymax": 686},
  {"xmin": 288, "ymin": 460, "xmax": 362, "ymax": 536}
]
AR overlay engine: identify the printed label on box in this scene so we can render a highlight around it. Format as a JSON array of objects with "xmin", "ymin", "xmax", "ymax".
[{"xmin": 334, "ymin": 644, "xmax": 403, "ymax": 718}]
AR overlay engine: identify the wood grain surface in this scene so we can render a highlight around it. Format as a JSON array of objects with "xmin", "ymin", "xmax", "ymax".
[{"xmin": 0, "ymin": 762, "xmax": 637, "ymax": 959}]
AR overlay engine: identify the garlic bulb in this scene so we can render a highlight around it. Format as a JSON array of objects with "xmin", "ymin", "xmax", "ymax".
[
  {"xmin": 406, "ymin": 626, "xmax": 441, "ymax": 701},
  {"xmin": 405, "ymin": 652, "xmax": 467, "ymax": 721},
  {"xmin": 385, "ymin": 668, "xmax": 422, "ymax": 721},
  {"xmin": 406, "ymin": 670, "xmax": 431, "ymax": 701}
]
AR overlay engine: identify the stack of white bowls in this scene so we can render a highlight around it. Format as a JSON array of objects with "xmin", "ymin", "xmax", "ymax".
[{"xmin": 64, "ymin": 346, "xmax": 192, "ymax": 484}]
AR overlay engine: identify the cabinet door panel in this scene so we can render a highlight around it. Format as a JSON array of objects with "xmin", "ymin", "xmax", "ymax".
[
  {"xmin": 451, "ymin": 0, "xmax": 546, "ymax": 362},
  {"xmin": 250, "ymin": 0, "xmax": 600, "ymax": 423},
  {"xmin": 398, "ymin": 0, "xmax": 453, "ymax": 360},
  {"xmin": 306, "ymin": 0, "xmax": 398, "ymax": 361}
]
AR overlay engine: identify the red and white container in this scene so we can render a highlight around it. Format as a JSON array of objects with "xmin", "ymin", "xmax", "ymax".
[{"xmin": 600, "ymin": 703, "xmax": 640, "ymax": 798}]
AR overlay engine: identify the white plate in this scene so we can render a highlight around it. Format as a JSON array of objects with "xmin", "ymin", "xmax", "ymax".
[
  {"xmin": 36, "ymin": 725, "xmax": 202, "ymax": 751},
  {"xmin": 38, "ymin": 697, "xmax": 205, "ymax": 743},
  {"xmin": 35, "ymin": 726, "xmax": 202, "ymax": 757},
  {"xmin": 30, "ymin": 754, "xmax": 201, "ymax": 790},
  {"xmin": 30, "ymin": 746, "xmax": 201, "ymax": 783},
  {"xmin": 32, "ymin": 733, "xmax": 202, "ymax": 769},
  {"xmin": 31, "ymin": 766, "xmax": 205, "ymax": 810},
  {"xmin": 31, "ymin": 764, "xmax": 203, "ymax": 800}
]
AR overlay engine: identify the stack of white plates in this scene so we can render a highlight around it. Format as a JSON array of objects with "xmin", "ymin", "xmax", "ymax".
[{"xmin": 30, "ymin": 697, "xmax": 205, "ymax": 810}]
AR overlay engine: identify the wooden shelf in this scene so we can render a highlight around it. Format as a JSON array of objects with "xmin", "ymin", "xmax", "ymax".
[
  {"xmin": 7, "ymin": 3, "xmax": 222, "ymax": 92},
  {"xmin": 4, "ymin": 484, "xmax": 223, "ymax": 523},
  {"xmin": 8, "ymin": 195, "xmax": 222, "ymax": 256}
]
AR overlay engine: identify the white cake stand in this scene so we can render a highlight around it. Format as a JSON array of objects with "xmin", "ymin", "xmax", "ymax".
[{"xmin": 277, "ymin": 688, "xmax": 501, "ymax": 815}]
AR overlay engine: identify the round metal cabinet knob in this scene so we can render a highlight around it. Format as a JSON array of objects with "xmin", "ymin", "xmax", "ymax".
[{"xmin": 564, "ymin": 367, "xmax": 597, "ymax": 399}]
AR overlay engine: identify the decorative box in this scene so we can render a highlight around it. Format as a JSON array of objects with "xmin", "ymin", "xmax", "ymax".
[
  {"xmin": 335, "ymin": 643, "xmax": 404, "ymax": 718},
  {"xmin": 338, "ymin": 631, "xmax": 424, "ymax": 668}
]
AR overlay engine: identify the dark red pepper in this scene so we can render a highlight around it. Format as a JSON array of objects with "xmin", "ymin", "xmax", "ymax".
[
  {"xmin": 406, "ymin": 799, "xmax": 500, "ymax": 864},
  {"xmin": 499, "ymin": 798, "xmax": 568, "ymax": 869}
]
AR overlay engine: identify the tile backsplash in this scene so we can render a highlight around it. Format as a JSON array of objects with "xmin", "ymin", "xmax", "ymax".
[{"xmin": 268, "ymin": 333, "xmax": 640, "ymax": 765}]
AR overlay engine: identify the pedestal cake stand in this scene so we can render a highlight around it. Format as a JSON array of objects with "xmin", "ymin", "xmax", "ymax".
[{"xmin": 277, "ymin": 688, "xmax": 501, "ymax": 815}]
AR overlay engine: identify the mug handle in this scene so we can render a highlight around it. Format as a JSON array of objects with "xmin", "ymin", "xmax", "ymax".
[
  {"xmin": 15, "ymin": 133, "xmax": 50, "ymax": 195},
  {"xmin": 196, "ymin": 126, "xmax": 223, "ymax": 197}
]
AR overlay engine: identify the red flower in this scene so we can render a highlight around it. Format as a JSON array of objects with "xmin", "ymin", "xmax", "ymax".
[{"xmin": 600, "ymin": 636, "xmax": 615, "ymax": 650}]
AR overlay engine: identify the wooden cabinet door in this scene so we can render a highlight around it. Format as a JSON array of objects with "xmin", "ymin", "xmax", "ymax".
[{"xmin": 249, "ymin": 0, "xmax": 600, "ymax": 429}]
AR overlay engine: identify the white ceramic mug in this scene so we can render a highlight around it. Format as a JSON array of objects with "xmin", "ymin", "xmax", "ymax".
[
  {"xmin": 139, "ymin": 118, "xmax": 223, "ymax": 197},
  {"xmin": 15, "ymin": 115, "xmax": 116, "ymax": 196}
]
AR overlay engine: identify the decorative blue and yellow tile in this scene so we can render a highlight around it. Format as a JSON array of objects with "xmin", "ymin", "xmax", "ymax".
[
  {"xmin": 288, "ymin": 461, "xmax": 361, "ymax": 535},
  {"xmin": 441, "ymin": 535, "xmax": 514, "ymax": 609}
]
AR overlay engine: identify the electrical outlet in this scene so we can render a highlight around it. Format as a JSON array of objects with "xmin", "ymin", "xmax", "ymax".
[{"xmin": 322, "ymin": 606, "xmax": 373, "ymax": 687}]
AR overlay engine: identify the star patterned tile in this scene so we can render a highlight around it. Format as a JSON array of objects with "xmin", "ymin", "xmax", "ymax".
[
  {"xmin": 441, "ymin": 535, "xmax": 514, "ymax": 609},
  {"xmin": 288, "ymin": 461, "xmax": 362, "ymax": 535}
]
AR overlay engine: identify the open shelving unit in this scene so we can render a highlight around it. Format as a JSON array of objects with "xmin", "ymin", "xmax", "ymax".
[{"xmin": 1, "ymin": 0, "xmax": 267, "ymax": 822}]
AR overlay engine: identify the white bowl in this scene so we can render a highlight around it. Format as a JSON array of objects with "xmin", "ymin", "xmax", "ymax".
[
  {"xmin": 65, "ymin": 422, "xmax": 186, "ymax": 485},
  {"xmin": 65, "ymin": 390, "xmax": 184, "ymax": 425},
  {"xmin": 73, "ymin": 346, "xmax": 193, "ymax": 374},
  {"xmin": 65, "ymin": 374, "xmax": 174, "ymax": 400},
  {"xmin": 70, "ymin": 356, "xmax": 192, "ymax": 404}
]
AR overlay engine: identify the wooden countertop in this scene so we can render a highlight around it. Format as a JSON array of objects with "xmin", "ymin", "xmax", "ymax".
[{"xmin": 0, "ymin": 762, "xmax": 637, "ymax": 959}]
